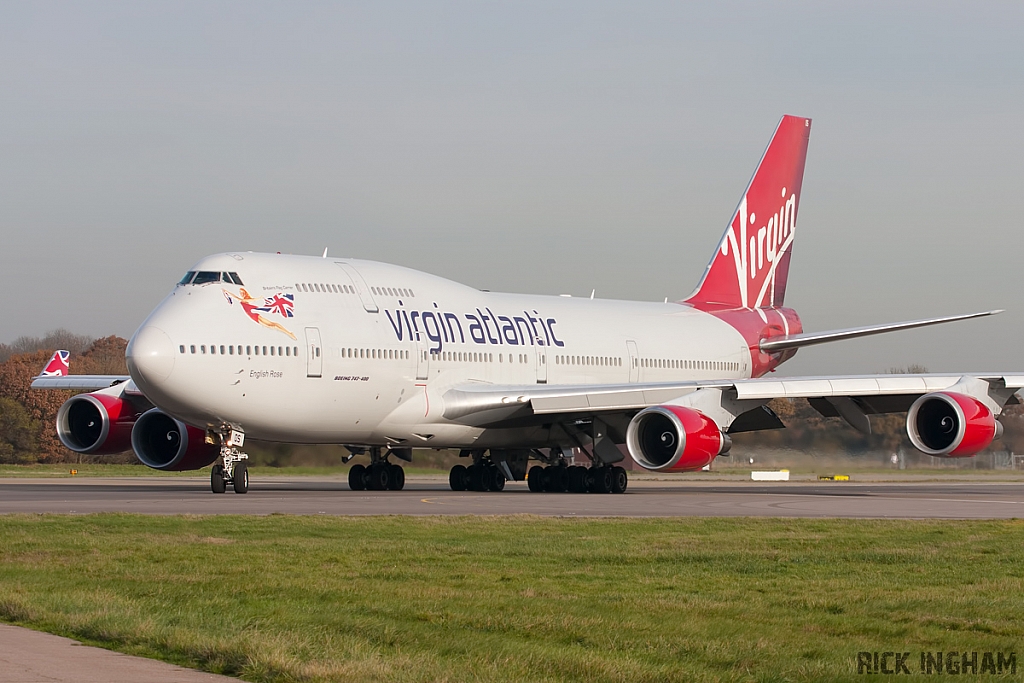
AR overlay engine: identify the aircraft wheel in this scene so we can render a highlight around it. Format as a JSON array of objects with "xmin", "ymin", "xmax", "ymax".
[
  {"xmin": 611, "ymin": 466, "xmax": 628, "ymax": 494},
  {"xmin": 489, "ymin": 465, "xmax": 506, "ymax": 492},
  {"xmin": 388, "ymin": 464, "xmax": 405, "ymax": 491},
  {"xmin": 211, "ymin": 465, "xmax": 226, "ymax": 494},
  {"xmin": 589, "ymin": 466, "xmax": 612, "ymax": 494},
  {"xmin": 567, "ymin": 466, "xmax": 587, "ymax": 493},
  {"xmin": 449, "ymin": 464, "xmax": 468, "ymax": 491},
  {"xmin": 549, "ymin": 467, "xmax": 568, "ymax": 493},
  {"xmin": 527, "ymin": 465, "xmax": 545, "ymax": 492},
  {"xmin": 232, "ymin": 463, "xmax": 249, "ymax": 494},
  {"xmin": 367, "ymin": 463, "xmax": 390, "ymax": 491},
  {"xmin": 467, "ymin": 464, "xmax": 488, "ymax": 492},
  {"xmin": 348, "ymin": 464, "xmax": 366, "ymax": 491}
]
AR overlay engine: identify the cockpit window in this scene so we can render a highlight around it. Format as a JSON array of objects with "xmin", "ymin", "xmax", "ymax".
[
  {"xmin": 180, "ymin": 270, "xmax": 243, "ymax": 286},
  {"xmin": 192, "ymin": 271, "xmax": 221, "ymax": 285}
]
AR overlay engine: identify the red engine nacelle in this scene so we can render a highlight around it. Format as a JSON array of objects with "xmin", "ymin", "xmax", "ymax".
[
  {"xmin": 56, "ymin": 393, "xmax": 140, "ymax": 455},
  {"xmin": 907, "ymin": 391, "xmax": 1002, "ymax": 457},
  {"xmin": 130, "ymin": 408, "xmax": 219, "ymax": 471},
  {"xmin": 626, "ymin": 405, "xmax": 731, "ymax": 471}
]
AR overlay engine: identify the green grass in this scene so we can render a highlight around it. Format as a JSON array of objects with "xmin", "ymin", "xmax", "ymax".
[{"xmin": 1, "ymin": 516, "xmax": 1022, "ymax": 682}]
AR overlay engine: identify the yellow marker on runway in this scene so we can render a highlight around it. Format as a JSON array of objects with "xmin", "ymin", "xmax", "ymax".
[{"xmin": 818, "ymin": 475, "xmax": 849, "ymax": 481}]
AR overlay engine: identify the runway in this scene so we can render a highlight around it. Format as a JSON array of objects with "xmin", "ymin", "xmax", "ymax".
[{"xmin": 2, "ymin": 476, "xmax": 1024, "ymax": 518}]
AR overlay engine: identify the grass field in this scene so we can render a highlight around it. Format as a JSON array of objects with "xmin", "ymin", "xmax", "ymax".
[{"xmin": 1, "ymin": 515, "xmax": 1022, "ymax": 682}]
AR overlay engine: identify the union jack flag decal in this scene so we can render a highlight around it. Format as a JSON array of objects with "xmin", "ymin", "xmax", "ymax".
[
  {"xmin": 41, "ymin": 350, "xmax": 70, "ymax": 377},
  {"xmin": 258, "ymin": 293, "xmax": 294, "ymax": 318}
]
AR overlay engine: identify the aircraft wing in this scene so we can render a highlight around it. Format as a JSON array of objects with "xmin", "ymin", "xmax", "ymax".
[
  {"xmin": 30, "ymin": 375, "xmax": 133, "ymax": 391},
  {"xmin": 443, "ymin": 373, "xmax": 1024, "ymax": 432},
  {"xmin": 28, "ymin": 350, "xmax": 135, "ymax": 392}
]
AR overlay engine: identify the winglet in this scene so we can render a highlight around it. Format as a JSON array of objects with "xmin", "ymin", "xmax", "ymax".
[{"xmin": 39, "ymin": 350, "xmax": 71, "ymax": 377}]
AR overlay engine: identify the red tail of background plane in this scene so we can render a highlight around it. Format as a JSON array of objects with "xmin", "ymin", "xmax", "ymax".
[{"xmin": 40, "ymin": 350, "xmax": 70, "ymax": 377}]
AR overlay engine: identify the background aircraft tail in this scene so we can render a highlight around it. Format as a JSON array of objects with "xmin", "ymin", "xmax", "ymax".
[
  {"xmin": 40, "ymin": 350, "xmax": 70, "ymax": 377},
  {"xmin": 685, "ymin": 115, "xmax": 811, "ymax": 309}
]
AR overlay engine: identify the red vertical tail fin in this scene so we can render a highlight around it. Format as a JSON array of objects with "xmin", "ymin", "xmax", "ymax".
[
  {"xmin": 685, "ymin": 115, "xmax": 811, "ymax": 309},
  {"xmin": 40, "ymin": 350, "xmax": 71, "ymax": 377}
]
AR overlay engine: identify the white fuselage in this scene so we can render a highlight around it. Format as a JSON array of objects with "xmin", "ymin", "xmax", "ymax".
[{"xmin": 126, "ymin": 252, "xmax": 752, "ymax": 448}]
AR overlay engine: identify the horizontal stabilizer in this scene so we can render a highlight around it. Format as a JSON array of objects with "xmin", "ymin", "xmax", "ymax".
[{"xmin": 758, "ymin": 310, "xmax": 1002, "ymax": 353}]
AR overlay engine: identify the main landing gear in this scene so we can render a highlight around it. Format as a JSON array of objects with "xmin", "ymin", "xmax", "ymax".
[
  {"xmin": 211, "ymin": 429, "xmax": 249, "ymax": 494},
  {"xmin": 448, "ymin": 461, "xmax": 506, "ymax": 492},
  {"xmin": 348, "ymin": 447, "xmax": 406, "ymax": 491},
  {"xmin": 527, "ymin": 464, "xmax": 628, "ymax": 494},
  {"xmin": 444, "ymin": 448, "xmax": 628, "ymax": 494},
  {"xmin": 447, "ymin": 449, "xmax": 509, "ymax": 492}
]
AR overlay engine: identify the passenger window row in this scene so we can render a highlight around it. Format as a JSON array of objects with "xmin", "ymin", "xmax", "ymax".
[
  {"xmin": 298, "ymin": 282, "xmax": 353, "ymax": 294},
  {"xmin": 179, "ymin": 344, "xmax": 300, "ymax": 357},
  {"xmin": 371, "ymin": 286, "xmax": 415, "ymax": 298},
  {"xmin": 343, "ymin": 348, "xmax": 409, "ymax": 360},
  {"xmin": 179, "ymin": 271, "xmax": 244, "ymax": 286},
  {"xmin": 432, "ymin": 351, "xmax": 493, "ymax": 362},
  {"xmin": 428, "ymin": 351, "xmax": 535, "ymax": 364},
  {"xmin": 640, "ymin": 358, "xmax": 738, "ymax": 372},
  {"xmin": 556, "ymin": 355, "xmax": 623, "ymax": 367}
]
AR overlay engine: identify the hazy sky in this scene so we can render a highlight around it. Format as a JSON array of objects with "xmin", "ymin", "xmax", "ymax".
[{"xmin": 2, "ymin": 1, "xmax": 1022, "ymax": 376}]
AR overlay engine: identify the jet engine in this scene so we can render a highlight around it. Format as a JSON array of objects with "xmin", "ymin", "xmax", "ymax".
[
  {"xmin": 626, "ymin": 405, "xmax": 731, "ymax": 471},
  {"xmin": 906, "ymin": 391, "xmax": 1002, "ymax": 457},
  {"xmin": 130, "ymin": 408, "xmax": 218, "ymax": 471},
  {"xmin": 56, "ymin": 393, "xmax": 140, "ymax": 455}
]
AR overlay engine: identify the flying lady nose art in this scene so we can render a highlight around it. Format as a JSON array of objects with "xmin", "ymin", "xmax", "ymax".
[{"xmin": 223, "ymin": 288, "xmax": 297, "ymax": 339}]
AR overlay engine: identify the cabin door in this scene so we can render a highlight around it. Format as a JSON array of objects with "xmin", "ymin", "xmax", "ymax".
[{"xmin": 305, "ymin": 327, "xmax": 323, "ymax": 378}]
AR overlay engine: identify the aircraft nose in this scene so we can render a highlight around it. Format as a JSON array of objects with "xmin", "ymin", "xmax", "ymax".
[{"xmin": 127, "ymin": 326, "xmax": 176, "ymax": 384}]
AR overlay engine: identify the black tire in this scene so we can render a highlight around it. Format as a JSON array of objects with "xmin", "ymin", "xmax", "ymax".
[
  {"xmin": 467, "ymin": 464, "xmax": 488, "ymax": 492},
  {"xmin": 489, "ymin": 465, "xmax": 506, "ymax": 492},
  {"xmin": 567, "ymin": 465, "xmax": 587, "ymax": 493},
  {"xmin": 611, "ymin": 466, "xmax": 628, "ymax": 494},
  {"xmin": 388, "ymin": 464, "xmax": 405, "ymax": 491},
  {"xmin": 449, "ymin": 464, "xmax": 468, "ymax": 491},
  {"xmin": 589, "ymin": 466, "xmax": 612, "ymax": 494},
  {"xmin": 232, "ymin": 462, "xmax": 249, "ymax": 494},
  {"xmin": 546, "ymin": 466, "xmax": 568, "ymax": 493},
  {"xmin": 368, "ymin": 463, "xmax": 390, "ymax": 491},
  {"xmin": 527, "ymin": 465, "xmax": 545, "ymax": 492},
  {"xmin": 348, "ymin": 464, "xmax": 366, "ymax": 491},
  {"xmin": 211, "ymin": 465, "xmax": 226, "ymax": 494}
]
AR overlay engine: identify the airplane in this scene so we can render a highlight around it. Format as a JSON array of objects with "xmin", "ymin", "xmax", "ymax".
[{"xmin": 32, "ymin": 115, "xmax": 1019, "ymax": 495}]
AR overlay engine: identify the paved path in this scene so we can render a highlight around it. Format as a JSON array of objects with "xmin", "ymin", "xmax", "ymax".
[
  {"xmin": 2, "ymin": 476, "xmax": 1024, "ymax": 518},
  {"xmin": 0, "ymin": 624, "xmax": 234, "ymax": 682}
]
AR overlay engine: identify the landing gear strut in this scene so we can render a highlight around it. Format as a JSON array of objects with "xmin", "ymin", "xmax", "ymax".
[
  {"xmin": 348, "ymin": 447, "xmax": 406, "ymax": 491},
  {"xmin": 211, "ymin": 429, "xmax": 249, "ymax": 494}
]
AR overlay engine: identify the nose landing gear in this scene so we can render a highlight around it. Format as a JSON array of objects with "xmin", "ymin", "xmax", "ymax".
[{"xmin": 211, "ymin": 428, "xmax": 249, "ymax": 494}]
